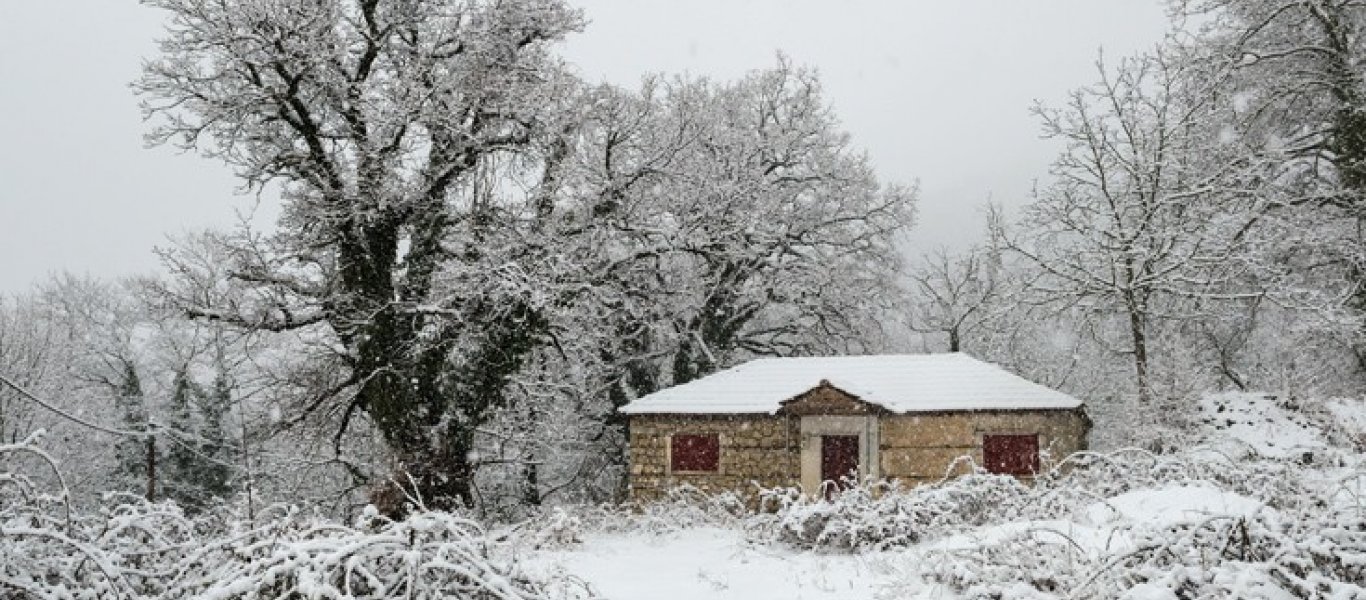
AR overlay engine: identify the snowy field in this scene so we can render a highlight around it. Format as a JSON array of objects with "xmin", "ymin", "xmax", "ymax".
[
  {"xmin": 522, "ymin": 485, "xmax": 1297, "ymax": 599},
  {"xmin": 530, "ymin": 527, "xmax": 900, "ymax": 599}
]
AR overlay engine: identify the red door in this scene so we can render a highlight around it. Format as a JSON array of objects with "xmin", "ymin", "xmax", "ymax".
[{"xmin": 820, "ymin": 435, "xmax": 860, "ymax": 495}]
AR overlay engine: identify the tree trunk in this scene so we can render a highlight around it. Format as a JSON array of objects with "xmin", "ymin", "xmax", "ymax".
[
  {"xmin": 522, "ymin": 401, "xmax": 542, "ymax": 507},
  {"xmin": 522, "ymin": 461, "xmax": 541, "ymax": 507},
  {"xmin": 336, "ymin": 219, "xmax": 477, "ymax": 514},
  {"xmin": 365, "ymin": 296, "xmax": 546, "ymax": 516},
  {"xmin": 1127, "ymin": 306, "xmax": 1151, "ymax": 404},
  {"xmin": 144, "ymin": 436, "xmax": 157, "ymax": 502}
]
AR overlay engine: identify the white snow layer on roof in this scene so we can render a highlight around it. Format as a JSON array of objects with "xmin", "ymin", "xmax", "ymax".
[{"xmin": 618, "ymin": 353, "xmax": 1083, "ymax": 415}]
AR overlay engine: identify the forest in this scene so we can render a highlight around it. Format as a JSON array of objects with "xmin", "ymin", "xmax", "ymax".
[{"xmin": 2, "ymin": 1, "xmax": 1365, "ymax": 598}]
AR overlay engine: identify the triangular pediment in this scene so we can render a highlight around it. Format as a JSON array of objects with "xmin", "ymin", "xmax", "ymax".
[{"xmin": 777, "ymin": 380, "xmax": 888, "ymax": 416}]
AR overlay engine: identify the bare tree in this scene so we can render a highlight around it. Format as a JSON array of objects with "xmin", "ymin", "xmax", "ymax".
[
  {"xmin": 1000, "ymin": 51, "xmax": 1256, "ymax": 403},
  {"xmin": 570, "ymin": 61, "xmax": 915, "ymax": 390},
  {"xmin": 907, "ymin": 246, "xmax": 999, "ymax": 352},
  {"xmin": 0, "ymin": 295, "xmax": 57, "ymax": 445},
  {"xmin": 137, "ymin": 0, "xmax": 584, "ymax": 511},
  {"xmin": 461, "ymin": 62, "xmax": 917, "ymax": 505}
]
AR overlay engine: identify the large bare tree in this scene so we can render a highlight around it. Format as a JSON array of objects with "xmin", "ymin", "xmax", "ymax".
[
  {"xmin": 1001, "ymin": 51, "xmax": 1257, "ymax": 403},
  {"xmin": 138, "ymin": 0, "xmax": 583, "ymax": 510}
]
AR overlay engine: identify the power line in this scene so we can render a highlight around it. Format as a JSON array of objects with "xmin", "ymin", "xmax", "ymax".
[
  {"xmin": 0, "ymin": 372, "xmax": 146, "ymax": 438},
  {"xmin": 0, "ymin": 371, "xmax": 232, "ymax": 466},
  {"xmin": 0, "ymin": 371, "xmax": 372, "ymax": 474}
]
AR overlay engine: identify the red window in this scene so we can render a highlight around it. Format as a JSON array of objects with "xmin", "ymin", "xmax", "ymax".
[
  {"xmin": 983, "ymin": 434, "xmax": 1040, "ymax": 475},
  {"xmin": 670, "ymin": 434, "xmax": 720, "ymax": 472}
]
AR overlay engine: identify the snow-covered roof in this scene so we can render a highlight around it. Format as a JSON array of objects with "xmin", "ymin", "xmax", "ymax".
[{"xmin": 619, "ymin": 353, "xmax": 1083, "ymax": 415}]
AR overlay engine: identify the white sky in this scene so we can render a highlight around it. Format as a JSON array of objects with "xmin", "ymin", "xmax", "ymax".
[{"xmin": 0, "ymin": 1, "xmax": 1170, "ymax": 294}]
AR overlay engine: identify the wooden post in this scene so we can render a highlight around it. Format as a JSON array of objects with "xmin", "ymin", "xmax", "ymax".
[{"xmin": 145, "ymin": 436, "xmax": 157, "ymax": 502}]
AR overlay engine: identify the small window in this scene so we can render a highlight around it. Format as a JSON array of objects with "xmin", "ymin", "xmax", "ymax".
[
  {"xmin": 983, "ymin": 434, "xmax": 1040, "ymax": 475},
  {"xmin": 670, "ymin": 433, "xmax": 720, "ymax": 472}
]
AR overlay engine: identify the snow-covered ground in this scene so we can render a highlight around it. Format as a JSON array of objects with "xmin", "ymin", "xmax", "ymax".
[
  {"xmin": 524, "ymin": 485, "xmax": 1280, "ymax": 599},
  {"xmin": 529, "ymin": 527, "xmax": 905, "ymax": 599},
  {"xmin": 1199, "ymin": 391, "xmax": 1330, "ymax": 459}
]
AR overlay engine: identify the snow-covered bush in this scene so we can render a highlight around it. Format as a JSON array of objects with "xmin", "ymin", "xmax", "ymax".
[
  {"xmin": 0, "ymin": 430, "xmax": 137, "ymax": 599},
  {"xmin": 628, "ymin": 485, "xmax": 750, "ymax": 532},
  {"xmin": 1, "ymin": 433, "xmax": 576, "ymax": 600},
  {"xmin": 1323, "ymin": 397, "xmax": 1366, "ymax": 452},
  {"xmin": 923, "ymin": 494, "xmax": 1364, "ymax": 599},
  {"xmin": 747, "ymin": 444, "xmax": 1335, "ymax": 557},
  {"xmin": 548, "ymin": 484, "xmax": 750, "ymax": 538},
  {"xmin": 916, "ymin": 449, "xmax": 1366, "ymax": 599},
  {"xmin": 169, "ymin": 507, "xmax": 552, "ymax": 600},
  {"xmin": 497, "ymin": 484, "xmax": 758, "ymax": 556},
  {"xmin": 1027, "ymin": 448, "xmax": 1301, "ymax": 517},
  {"xmin": 751, "ymin": 470, "xmax": 1031, "ymax": 552}
]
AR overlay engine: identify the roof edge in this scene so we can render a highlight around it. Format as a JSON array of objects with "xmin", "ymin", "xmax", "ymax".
[{"xmin": 622, "ymin": 404, "xmax": 1086, "ymax": 417}]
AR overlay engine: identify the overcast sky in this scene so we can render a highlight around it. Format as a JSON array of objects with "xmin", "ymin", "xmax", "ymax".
[{"xmin": 0, "ymin": 1, "xmax": 1170, "ymax": 294}]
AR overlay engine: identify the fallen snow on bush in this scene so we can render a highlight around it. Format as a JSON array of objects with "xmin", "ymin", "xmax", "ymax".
[
  {"xmin": 1, "ymin": 432, "xmax": 579, "ymax": 600},
  {"xmin": 899, "ymin": 407, "xmax": 1366, "ymax": 600},
  {"xmin": 1082, "ymin": 484, "xmax": 1273, "ymax": 529},
  {"xmin": 921, "ymin": 484, "xmax": 1268, "ymax": 558},
  {"xmin": 1325, "ymin": 397, "xmax": 1366, "ymax": 449}
]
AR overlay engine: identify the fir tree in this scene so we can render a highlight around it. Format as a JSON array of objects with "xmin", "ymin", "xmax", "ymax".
[
  {"xmin": 164, "ymin": 367, "xmax": 234, "ymax": 513},
  {"xmin": 195, "ymin": 370, "xmax": 235, "ymax": 503},
  {"xmin": 111, "ymin": 360, "xmax": 158, "ymax": 500}
]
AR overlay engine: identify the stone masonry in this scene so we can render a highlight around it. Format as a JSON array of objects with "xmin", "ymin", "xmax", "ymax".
[
  {"xmin": 627, "ymin": 384, "xmax": 1089, "ymax": 502},
  {"xmin": 878, "ymin": 410, "xmax": 1090, "ymax": 485},
  {"xmin": 628, "ymin": 414, "xmax": 801, "ymax": 502}
]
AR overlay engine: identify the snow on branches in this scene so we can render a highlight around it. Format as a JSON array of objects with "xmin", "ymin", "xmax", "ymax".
[{"xmin": 1, "ymin": 434, "xmax": 577, "ymax": 600}]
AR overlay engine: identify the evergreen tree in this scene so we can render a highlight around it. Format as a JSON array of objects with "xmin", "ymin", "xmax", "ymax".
[
  {"xmin": 164, "ymin": 367, "xmax": 234, "ymax": 513},
  {"xmin": 111, "ymin": 360, "xmax": 158, "ymax": 500},
  {"xmin": 196, "ymin": 370, "xmax": 235, "ymax": 503},
  {"xmin": 163, "ymin": 368, "xmax": 199, "ymax": 509}
]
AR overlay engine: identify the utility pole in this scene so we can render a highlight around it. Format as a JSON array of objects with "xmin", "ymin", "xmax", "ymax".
[{"xmin": 145, "ymin": 436, "xmax": 158, "ymax": 502}]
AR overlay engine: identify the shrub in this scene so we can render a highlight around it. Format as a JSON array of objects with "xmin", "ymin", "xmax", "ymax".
[
  {"xmin": 750, "ymin": 467, "xmax": 1032, "ymax": 552},
  {"xmin": 1, "ymin": 432, "xmax": 575, "ymax": 600}
]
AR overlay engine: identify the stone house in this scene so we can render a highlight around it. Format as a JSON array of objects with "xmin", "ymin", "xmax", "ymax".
[{"xmin": 620, "ymin": 353, "xmax": 1089, "ymax": 501}]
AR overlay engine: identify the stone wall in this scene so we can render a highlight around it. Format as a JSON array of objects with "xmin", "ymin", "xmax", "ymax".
[
  {"xmin": 627, "ymin": 414, "xmax": 800, "ymax": 502},
  {"xmin": 627, "ymin": 408, "xmax": 1090, "ymax": 502},
  {"xmin": 879, "ymin": 410, "xmax": 1090, "ymax": 485}
]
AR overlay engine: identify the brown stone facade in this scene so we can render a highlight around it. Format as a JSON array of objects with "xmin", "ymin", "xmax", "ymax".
[
  {"xmin": 627, "ymin": 384, "xmax": 1089, "ymax": 502},
  {"xmin": 878, "ymin": 410, "xmax": 1090, "ymax": 485},
  {"xmin": 628, "ymin": 414, "xmax": 802, "ymax": 501}
]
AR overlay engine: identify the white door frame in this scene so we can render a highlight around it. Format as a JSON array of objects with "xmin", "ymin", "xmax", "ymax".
[{"xmin": 798, "ymin": 415, "xmax": 880, "ymax": 494}]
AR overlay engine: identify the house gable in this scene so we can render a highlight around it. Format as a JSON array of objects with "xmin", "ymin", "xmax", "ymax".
[{"xmin": 777, "ymin": 380, "xmax": 887, "ymax": 416}]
